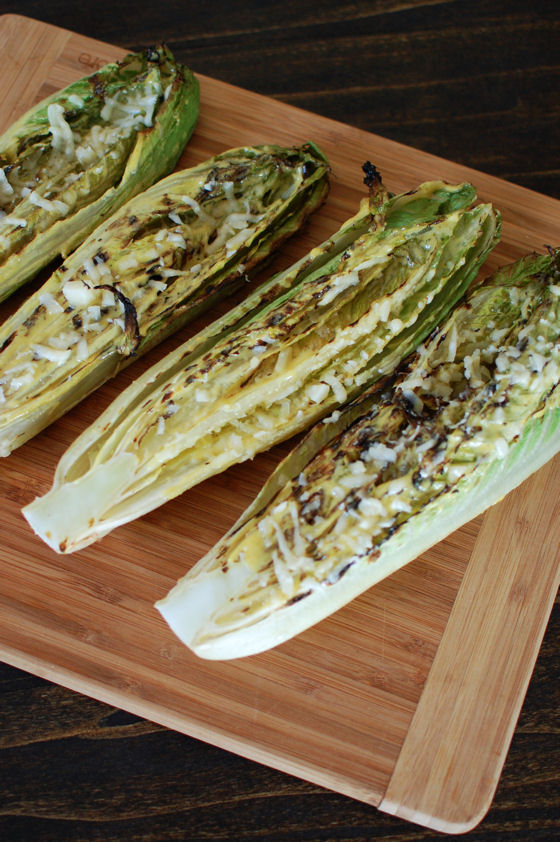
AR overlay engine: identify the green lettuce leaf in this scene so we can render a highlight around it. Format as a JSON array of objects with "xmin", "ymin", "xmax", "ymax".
[{"xmin": 155, "ymin": 249, "xmax": 560, "ymax": 659}]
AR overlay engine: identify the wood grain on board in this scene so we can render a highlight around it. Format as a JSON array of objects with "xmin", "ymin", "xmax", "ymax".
[{"xmin": 0, "ymin": 14, "xmax": 559, "ymax": 833}]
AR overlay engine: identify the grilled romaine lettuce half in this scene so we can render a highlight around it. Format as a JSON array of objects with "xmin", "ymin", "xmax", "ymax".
[
  {"xmin": 0, "ymin": 142, "xmax": 330, "ymax": 456},
  {"xmin": 0, "ymin": 45, "xmax": 199, "ymax": 301},
  {"xmin": 155, "ymin": 248, "xmax": 560, "ymax": 659},
  {"xmin": 23, "ymin": 178, "xmax": 500, "ymax": 553}
]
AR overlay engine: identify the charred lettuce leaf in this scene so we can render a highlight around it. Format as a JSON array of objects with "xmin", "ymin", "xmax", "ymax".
[
  {"xmin": 0, "ymin": 45, "xmax": 199, "ymax": 301},
  {"xmin": 155, "ymin": 249, "xmax": 560, "ymax": 659},
  {"xmin": 23, "ymin": 178, "xmax": 499, "ymax": 553},
  {"xmin": 0, "ymin": 143, "xmax": 330, "ymax": 456}
]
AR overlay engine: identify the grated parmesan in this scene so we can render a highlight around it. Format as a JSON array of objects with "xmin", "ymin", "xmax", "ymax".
[
  {"xmin": 39, "ymin": 293, "xmax": 64, "ymax": 314},
  {"xmin": 322, "ymin": 373, "xmax": 347, "ymax": 403},
  {"xmin": 319, "ymin": 271, "xmax": 359, "ymax": 307},
  {"xmin": 28, "ymin": 190, "xmax": 69, "ymax": 216},
  {"xmin": 76, "ymin": 337, "xmax": 89, "ymax": 361},
  {"xmin": 32, "ymin": 344, "xmax": 72, "ymax": 364},
  {"xmin": 47, "ymin": 103, "xmax": 75, "ymax": 159},
  {"xmin": 0, "ymin": 215, "xmax": 27, "ymax": 228},
  {"xmin": 365, "ymin": 442, "xmax": 397, "ymax": 464},
  {"xmin": 118, "ymin": 254, "xmax": 139, "ymax": 272},
  {"xmin": 62, "ymin": 280, "xmax": 95, "ymax": 308},
  {"xmin": 307, "ymin": 382, "xmax": 330, "ymax": 404}
]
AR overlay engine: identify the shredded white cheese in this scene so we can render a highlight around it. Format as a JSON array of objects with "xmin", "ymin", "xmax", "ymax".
[
  {"xmin": 62, "ymin": 280, "xmax": 95, "ymax": 308},
  {"xmin": 47, "ymin": 331, "xmax": 79, "ymax": 350},
  {"xmin": 322, "ymin": 409, "xmax": 341, "ymax": 424},
  {"xmin": 364, "ymin": 442, "xmax": 397, "ymax": 464},
  {"xmin": 39, "ymin": 292, "xmax": 64, "ymax": 314},
  {"xmin": 390, "ymin": 499, "xmax": 412, "ymax": 514},
  {"xmin": 376, "ymin": 298, "xmax": 392, "ymax": 323},
  {"xmin": 28, "ymin": 190, "xmax": 69, "ymax": 216},
  {"xmin": 76, "ymin": 337, "xmax": 89, "ymax": 362},
  {"xmin": 322, "ymin": 373, "xmax": 347, "ymax": 403},
  {"xmin": 101, "ymin": 288, "xmax": 117, "ymax": 308},
  {"xmin": 118, "ymin": 254, "xmax": 139, "ymax": 272},
  {"xmin": 100, "ymin": 80, "xmax": 161, "ymax": 129},
  {"xmin": 75, "ymin": 144, "xmax": 98, "ymax": 167},
  {"xmin": 400, "ymin": 388, "xmax": 424, "ymax": 415},
  {"xmin": 32, "ymin": 343, "xmax": 72, "ymax": 364},
  {"xmin": 0, "ymin": 215, "xmax": 27, "ymax": 228},
  {"xmin": 359, "ymin": 497, "xmax": 386, "ymax": 518},
  {"xmin": 47, "ymin": 103, "xmax": 75, "ymax": 158},
  {"xmin": 166, "ymin": 231, "xmax": 187, "ymax": 249},
  {"xmin": 306, "ymin": 382, "xmax": 330, "ymax": 404},
  {"xmin": 182, "ymin": 195, "xmax": 202, "ymax": 215},
  {"xmin": 319, "ymin": 271, "xmax": 359, "ymax": 307}
]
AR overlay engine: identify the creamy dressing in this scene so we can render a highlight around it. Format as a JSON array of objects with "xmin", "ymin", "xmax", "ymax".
[
  {"xmin": 0, "ymin": 148, "xmax": 321, "ymax": 441},
  {"xmin": 195, "ymin": 263, "xmax": 560, "ymax": 610}
]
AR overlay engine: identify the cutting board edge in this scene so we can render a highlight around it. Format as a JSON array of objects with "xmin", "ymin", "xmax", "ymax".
[
  {"xmin": 0, "ymin": 639, "xmax": 384, "ymax": 808},
  {"xmin": 378, "ymin": 456, "xmax": 560, "ymax": 833}
]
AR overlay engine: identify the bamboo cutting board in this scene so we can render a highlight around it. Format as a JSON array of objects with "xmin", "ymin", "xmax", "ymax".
[{"xmin": 1, "ymin": 14, "xmax": 559, "ymax": 834}]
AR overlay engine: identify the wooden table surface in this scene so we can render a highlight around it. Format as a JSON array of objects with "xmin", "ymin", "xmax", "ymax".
[{"xmin": 1, "ymin": 2, "xmax": 558, "ymax": 839}]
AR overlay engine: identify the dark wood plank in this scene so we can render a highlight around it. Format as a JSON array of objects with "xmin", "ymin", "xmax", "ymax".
[
  {"xmin": 0, "ymin": 604, "xmax": 557, "ymax": 840},
  {"xmin": 9, "ymin": 0, "xmax": 560, "ymax": 196},
  {"xmin": 0, "ymin": 1, "xmax": 558, "ymax": 839}
]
